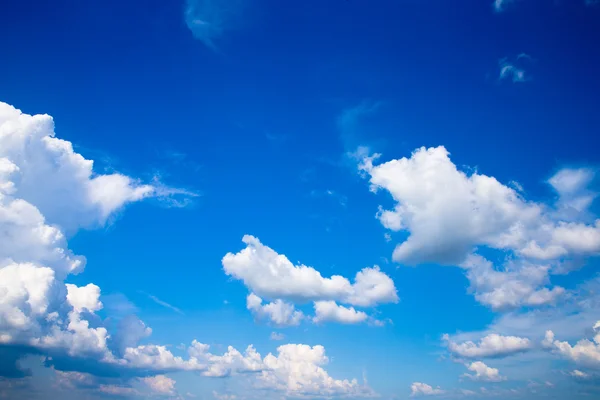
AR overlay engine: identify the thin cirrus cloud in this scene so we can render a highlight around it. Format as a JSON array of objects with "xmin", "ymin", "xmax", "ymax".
[
  {"xmin": 140, "ymin": 291, "xmax": 185, "ymax": 315},
  {"xmin": 0, "ymin": 101, "xmax": 375, "ymax": 399},
  {"xmin": 357, "ymin": 145, "xmax": 600, "ymax": 310},
  {"xmin": 184, "ymin": 0, "xmax": 248, "ymax": 50}
]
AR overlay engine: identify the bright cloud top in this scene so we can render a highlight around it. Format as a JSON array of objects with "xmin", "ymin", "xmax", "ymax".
[
  {"xmin": 462, "ymin": 361, "xmax": 506, "ymax": 382},
  {"xmin": 222, "ymin": 235, "xmax": 398, "ymax": 323},
  {"xmin": 359, "ymin": 145, "xmax": 600, "ymax": 309},
  {"xmin": 410, "ymin": 382, "xmax": 444, "ymax": 397},
  {"xmin": 0, "ymin": 101, "xmax": 371, "ymax": 399},
  {"xmin": 543, "ymin": 320, "xmax": 600, "ymax": 368}
]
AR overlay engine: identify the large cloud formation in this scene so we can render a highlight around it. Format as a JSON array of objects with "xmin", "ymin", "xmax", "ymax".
[
  {"xmin": 0, "ymin": 101, "xmax": 373, "ymax": 399},
  {"xmin": 359, "ymin": 146, "xmax": 599, "ymax": 310}
]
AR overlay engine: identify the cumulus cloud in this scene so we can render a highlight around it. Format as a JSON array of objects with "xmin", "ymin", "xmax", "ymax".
[
  {"xmin": 223, "ymin": 235, "xmax": 398, "ymax": 308},
  {"xmin": 462, "ymin": 361, "xmax": 506, "ymax": 382},
  {"xmin": 246, "ymin": 294, "xmax": 304, "ymax": 327},
  {"xmin": 410, "ymin": 382, "xmax": 444, "ymax": 397},
  {"xmin": 0, "ymin": 101, "xmax": 372, "ymax": 399},
  {"xmin": 270, "ymin": 332, "xmax": 285, "ymax": 341},
  {"xmin": 543, "ymin": 321, "xmax": 600, "ymax": 368},
  {"xmin": 359, "ymin": 145, "xmax": 599, "ymax": 309},
  {"xmin": 461, "ymin": 255, "xmax": 564, "ymax": 310},
  {"xmin": 443, "ymin": 333, "xmax": 532, "ymax": 358},
  {"xmin": 259, "ymin": 344, "xmax": 375, "ymax": 398},
  {"xmin": 312, "ymin": 301, "xmax": 368, "ymax": 325},
  {"xmin": 140, "ymin": 375, "xmax": 176, "ymax": 395}
]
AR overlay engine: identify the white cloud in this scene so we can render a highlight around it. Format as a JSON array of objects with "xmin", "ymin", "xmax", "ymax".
[
  {"xmin": 0, "ymin": 101, "xmax": 190, "ymax": 358},
  {"xmin": 246, "ymin": 293, "xmax": 304, "ymax": 327},
  {"xmin": 443, "ymin": 333, "xmax": 532, "ymax": 358},
  {"xmin": 140, "ymin": 375, "xmax": 176, "ymax": 395},
  {"xmin": 461, "ymin": 255, "xmax": 564, "ymax": 310},
  {"xmin": 499, "ymin": 59, "xmax": 528, "ymax": 83},
  {"xmin": 410, "ymin": 382, "xmax": 444, "ymax": 397},
  {"xmin": 98, "ymin": 384, "xmax": 139, "ymax": 396},
  {"xmin": 270, "ymin": 332, "xmax": 285, "ymax": 341},
  {"xmin": 462, "ymin": 361, "xmax": 506, "ymax": 382},
  {"xmin": 223, "ymin": 235, "xmax": 398, "ymax": 307},
  {"xmin": 543, "ymin": 321, "xmax": 600, "ymax": 368},
  {"xmin": 358, "ymin": 146, "xmax": 599, "ymax": 309},
  {"xmin": 260, "ymin": 344, "xmax": 375, "ymax": 398},
  {"xmin": 66, "ymin": 283, "xmax": 102, "ymax": 313},
  {"xmin": 570, "ymin": 370, "xmax": 589, "ymax": 378},
  {"xmin": 312, "ymin": 301, "xmax": 368, "ymax": 324},
  {"xmin": 0, "ymin": 101, "xmax": 368, "ymax": 399}
]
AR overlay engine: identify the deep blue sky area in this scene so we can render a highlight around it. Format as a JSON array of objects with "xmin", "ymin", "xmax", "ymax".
[{"xmin": 0, "ymin": 1, "xmax": 599, "ymax": 399}]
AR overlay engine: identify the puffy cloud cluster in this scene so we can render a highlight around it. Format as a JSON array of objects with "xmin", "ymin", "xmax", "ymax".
[
  {"xmin": 0, "ymin": 101, "xmax": 372, "ymax": 400},
  {"xmin": 462, "ymin": 361, "xmax": 506, "ymax": 382},
  {"xmin": 312, "ymin": 301, "xmax": 368, "ymax": 325},
  {"xmin": 0, "ymin": 101, "xmax": 169, "ymax": 356},
  {"xmin": 140, "ymin": 375, "xmax": 176, "ymax": 395},
  {"xmin": 410, "ymin": 382, "xmax": 444, "ymax": 397},
  {"xmin": 359, "ymin": 145, "xmax": 599, "ymax": 310},
  {"xmin": 543, "ymin": 321, "xmax": 600, "ymax": 368},
  {"xmin": 259, "ymin": 344, "xmax": 374, "ymax": 398},
  {"xmin": 223, "ymin": 235, "xmax": 397, "ymax": 325},
  {"xmin": 246, "ymin": 294, "xmax": 304, "ymax": 327},
  {"xmin": 443, "ymin": 333, "xmax": 532, "ymax": 358}
]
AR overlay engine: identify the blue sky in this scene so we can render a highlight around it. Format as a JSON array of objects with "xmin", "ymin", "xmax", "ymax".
[{"xmin": 1, "ymin": 0, "xmax": 600, "ymax": 399}]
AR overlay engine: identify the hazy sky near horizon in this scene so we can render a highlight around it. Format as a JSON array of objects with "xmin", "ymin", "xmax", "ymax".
[{"xmin": 1, "ymin": 1, "xmax": 600, "ymax": 399}]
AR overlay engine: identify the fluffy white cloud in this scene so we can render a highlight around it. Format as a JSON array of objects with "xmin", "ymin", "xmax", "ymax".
[
  {"xmin": 246, "ymin": 293, "xmax": 304, "ymax": 327},
  {"xmin": 359, "ymin": 146, "xmax": 541, "ymax": 265},
  {"xmin": 0, "ymin": 101, "xmax": 185, "ymax": 358},
  {"xmin": 66, "ymin": 283, "xmax": 102, "ymax": 313},
  {"xmin": 461, "ymin": 255, "xmax": 564, "ymax": 310},
  {"xmin": 0, "ymin": 101, "xmax": 369, "ymax": 400},
  {"xmin": 259, "ymin": 344, "xmax": 375, "ymax": 398},
  {"xmin": 140, "ymin": 375, "xmax": 176, "ymax": 395},
  {"xmin": 359, "ymin": 146, "xmax": 599, "ymax": 309},
  {"xmin": 410, "ymin": 382, "xmax": 444, "ymax": 397},
  {"xmin": 223, "ymin": 235, "xmax": 398, "ymax": 307},
  {"xmin": 312, "ymin": 301, "xmax": 368, "ymax": 324},
  {"xmin": 270, "ymin": 332, "xmax": 285, "ymax": 341},
  {"xmin": 462, "ymin": 361, "xmax": 506, "ymax": 382},
  {"xmin": 443, "ymin": 333, "xmax": 532, "ymax": 358},
  {"xmin": 543, "ymin": 321, "xmax": 600, "ymax": 368}
]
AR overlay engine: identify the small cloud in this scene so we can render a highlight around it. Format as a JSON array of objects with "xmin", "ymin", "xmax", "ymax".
[
  {"xmin": 140, "ymin": 291, "xmax": 184, "ymax": 315},
  {"xmin": 498, "ymin": 56, "xmax": 530, "ymax": 83},
  {"xmin": 384, "ymin": 233, "xmax": 392, "ymax": 242},
  {"xmin": 493, "ymin": 0, "xmax": 516, "ymax": 12},
  {"xmin": 270, "ymin": 332, "xmax": 285, "ymax": 341},
  {"xmin": 185, "ymin": 0, "xmax": 247, "ymax": 50}
]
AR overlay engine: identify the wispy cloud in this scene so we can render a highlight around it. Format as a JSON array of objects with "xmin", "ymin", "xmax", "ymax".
[
  {"xmin": 140, "ymin": 291, "xmax": 184, "ymax": 315},
  {"xmin": 498, "ymin": 54, "xmax": 532, "ymax": 83},
  {"xmin": 493, "ymin": 0, "xmax": 517, "ymax": 13},
  {"xmin": 185, "ymin": 0, "xmax": 247, "ymax": 50}
]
